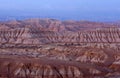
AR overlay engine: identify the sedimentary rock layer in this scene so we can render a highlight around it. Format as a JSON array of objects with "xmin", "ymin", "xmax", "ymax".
[{"xmin": 0, "ymin": 19, "xmax": 120, "ymax": 78}]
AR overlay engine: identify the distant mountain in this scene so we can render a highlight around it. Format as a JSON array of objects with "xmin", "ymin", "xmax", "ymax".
[{"xmin": 0, "ymin": 18, "xmax": 118, "ymax": 32}]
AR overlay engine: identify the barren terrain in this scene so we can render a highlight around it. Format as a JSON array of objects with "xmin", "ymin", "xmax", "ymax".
[{"xmin": 0, "ymin": 19, "xmax": 120, "ymax": 78}]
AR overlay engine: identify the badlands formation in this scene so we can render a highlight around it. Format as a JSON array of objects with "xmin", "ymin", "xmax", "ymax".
[{"xmin": 0, "ymin": 19, "xmax": 120, "ymax": 78}]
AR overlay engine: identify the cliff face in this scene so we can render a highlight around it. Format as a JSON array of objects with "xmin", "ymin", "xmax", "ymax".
[{"xmin": 0, "ymin": 19, "xmax": 120, "ymax": 78}]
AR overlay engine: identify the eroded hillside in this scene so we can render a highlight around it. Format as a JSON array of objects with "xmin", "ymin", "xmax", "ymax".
[{"xmin": 0, "ymin": 19, "xmax": 120, "ymax": 78}]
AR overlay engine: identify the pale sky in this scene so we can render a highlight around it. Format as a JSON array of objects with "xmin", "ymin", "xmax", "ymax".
[{"xmin": 0, "ymin": 0, "xmax": 120, "ymax": 21}]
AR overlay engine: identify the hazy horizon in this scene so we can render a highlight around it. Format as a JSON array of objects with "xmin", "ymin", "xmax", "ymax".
[{"xmin": 0, "ymin": 0, "xmax": 120, "ymax": 21}]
